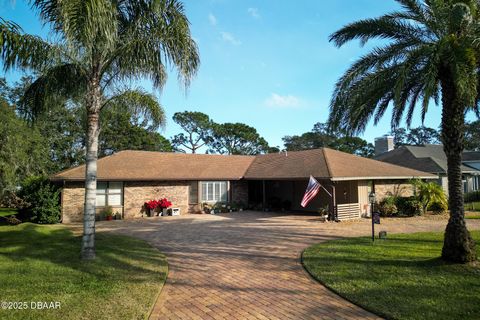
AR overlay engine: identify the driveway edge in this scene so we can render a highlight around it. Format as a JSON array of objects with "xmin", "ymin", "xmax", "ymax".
[{"xmin": 299, "ymin": 247, "xmax": 385, "ymax": 320}]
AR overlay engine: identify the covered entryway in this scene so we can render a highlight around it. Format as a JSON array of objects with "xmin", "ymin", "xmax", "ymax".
[{"xmin": 247, "ymin": 179, "xmax": 371, "ymax": 220}]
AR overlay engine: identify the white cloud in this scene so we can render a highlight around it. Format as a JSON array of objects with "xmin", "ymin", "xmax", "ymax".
[
  {"xmin": 264, "ymin": 93, "xmax": 302, "ymax": 108},
  {"xmin": 208, "ymin": 13, "xmax": 217, "ymax": 26},
  {"xmin": 247, "ymin": 7, "xmax": 260, "ymax": 19},
  {"xmin": 220, "ymin": 32, "xmax": 242, "ymax": 46}
]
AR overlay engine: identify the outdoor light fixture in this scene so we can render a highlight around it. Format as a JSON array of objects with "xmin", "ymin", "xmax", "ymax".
[
  {"xmin": 369, "ymin": 191, "xmax": 376, "ymax": 242},
  {"xmin": 368, "ymin": 192, "xmax": 376, "ymax": 204}
]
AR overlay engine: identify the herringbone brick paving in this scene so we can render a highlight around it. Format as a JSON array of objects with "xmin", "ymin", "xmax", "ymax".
[{"xmin": 96, "ymin": 211, "xmax": 480, "ymax": 320}]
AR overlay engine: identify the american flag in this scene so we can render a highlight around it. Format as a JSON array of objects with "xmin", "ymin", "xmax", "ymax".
[{"xmin": 301, "ymin": 176, "xmax": 321, "ymax": 207}]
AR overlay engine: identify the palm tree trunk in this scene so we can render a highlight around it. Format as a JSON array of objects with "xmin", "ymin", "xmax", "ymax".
[
  {"xmin": 81, "ymin": 76, "xmax": 101, "ymax": 260},
  {"xmin": 440, "ymin": 74, "xmax": 477, "ymax": 263}
]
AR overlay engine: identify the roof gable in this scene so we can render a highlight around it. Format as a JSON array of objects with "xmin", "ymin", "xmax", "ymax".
[
  {"xmin": 322, "ymin": 148, "xmax": 435, "ymax": 180},
  {"xmin": 376, "ymin": 145, "xmax": 480, "ymax": 174},
  {"xmin": 243, "ymin": 149, "xmax": 330, "ymax": 179}
]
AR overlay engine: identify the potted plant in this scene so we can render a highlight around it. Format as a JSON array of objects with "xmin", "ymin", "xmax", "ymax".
[
  {"xmin": 318, "ymin": 204, "xmax": 329, "ymax": 222},
  {"xmin": 202, "ymin": 202, "xmax": 211, "ymax": 214},
  {"xmin": 114, "ymin": 212, "xmax": 122, "ymax": 220},
  {"xmin": 145, "ymin": 200, "xmax": 159, "ymax": 217},
  {"xmin": 102, "ymin": 206, "xmax": 114, "ymax": 221},
  {"xmin": 158, "ymin": 198, "xmax": 172, "ymax": 216}
]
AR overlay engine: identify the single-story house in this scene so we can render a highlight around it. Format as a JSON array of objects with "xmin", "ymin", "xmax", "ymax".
[
  {"xmin": 51, "ymin": 148, "xmax": 435, "ymax": 222},
  {"xmin": 375, "ymin": 144, "xmax": 480, "ymax": 195}
]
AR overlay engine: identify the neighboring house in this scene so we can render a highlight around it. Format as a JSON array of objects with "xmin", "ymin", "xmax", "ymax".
[
  {"xmin": 51, "ymin": 148, "xmax": 435, "ymax": 222},
  {"xmin": 375, "ymin": 144, "xmax": 480, "ymax": 195}
]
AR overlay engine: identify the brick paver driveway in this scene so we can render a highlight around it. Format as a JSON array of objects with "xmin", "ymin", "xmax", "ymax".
[{"xmin": 97, "ymin": 211, "xmax": 480, "ymax": 320}]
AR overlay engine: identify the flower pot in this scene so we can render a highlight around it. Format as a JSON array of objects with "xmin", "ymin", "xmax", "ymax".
[
  {"xmin": 162, "ymin": 208, "xmax": 168, "ymax": 216},
  {"xmin": 149, "ymin": 209, "xmax": 156, "ymax": 217},
  {"xmin": 106, "ymin": 215, "xmax": 113, "ymax": 221}
]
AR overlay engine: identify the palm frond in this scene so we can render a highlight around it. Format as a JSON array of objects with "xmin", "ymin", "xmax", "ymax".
[
  {"xmin": 33, "ymin": 0, "xmax": 118, "ymax": 53},
  {"xmin": 0, "ymin": 18, "xmax": 63, "ymax": 71},
  {"xmin": 329, "ymin": 15, "xmax": 430, "ymax": 47},
  {"xmin": 103, "ymin": 0, "xmax": 199, "ymax": 90},
  {"xmin": 102, "ymin": 88, "xmax": 165, "ymax": 131},
  {"xmin": 328, "ymin": 0, "xmax": 480, "ymax": 134},
  {"xmin": 20, "ymin": 63, "xmax": 87, "ymax": 121}
]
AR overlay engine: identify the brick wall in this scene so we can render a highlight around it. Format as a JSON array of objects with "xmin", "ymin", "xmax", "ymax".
[
  {"xmin": 61, "ymin": 181, "xmax": 85, "ymax": 223},
  {"xmin": 231, "ymin": 180, "xmax": 248, "ymax": 205},
  {"xmin": 123, "ymin": 181, "xmax": 189, "ymax": 219},
  {"xmin": 61, "ymin": 180, "xmax": 191, "ymax": 222},
  {"xmin": 375, "ymin": 180, "xmax": 414, "ymax": 200}
]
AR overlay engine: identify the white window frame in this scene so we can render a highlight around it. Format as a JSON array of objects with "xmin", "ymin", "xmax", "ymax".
[
  {"xmin": 200, "ymin": 181, "xmax": 228, "ymax": 203},
  {"xmin": 474, "ymin": 176, "xmax": 480, "ymax": 191},
  {"xmin": 96, "ymin": 182, "xmax": 123, "ymax": 207}
]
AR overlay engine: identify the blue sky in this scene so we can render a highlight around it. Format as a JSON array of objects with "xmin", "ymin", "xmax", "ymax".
[{"xmin": 2, "ymin": 0, "xmax": 475, "ymax": 149}]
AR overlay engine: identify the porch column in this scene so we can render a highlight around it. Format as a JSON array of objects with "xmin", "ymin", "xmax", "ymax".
[
  {"xmin": 262, "ymin": 180, "xmax": 266, "ymax": 210},
  {"xmin": 331, "ymin": 183, "xmax": 337, "ymax": 221}
]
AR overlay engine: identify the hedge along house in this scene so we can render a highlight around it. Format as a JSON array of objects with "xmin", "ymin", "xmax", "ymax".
[{"xmin": 51, "ymin": 149, "xmax": 436, "ymax": 223}]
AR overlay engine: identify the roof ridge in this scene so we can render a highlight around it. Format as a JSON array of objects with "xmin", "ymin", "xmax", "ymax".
[
  {"xmin": 119, "ymin": 150, "xmax": 256, "ymax": 158},
  {"xmin": 321, "ymin": 148, "xmax": 333, "ymax": 178}
]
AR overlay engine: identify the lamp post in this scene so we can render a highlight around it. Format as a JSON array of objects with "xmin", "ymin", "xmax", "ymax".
[{"xmin": 369, "ymin": 192, "xmax": 376, "ymax": 242}]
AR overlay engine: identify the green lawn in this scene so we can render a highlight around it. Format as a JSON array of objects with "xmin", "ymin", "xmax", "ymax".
[
  {"xmin": 0, "ymin": 208, "xmax": 18, "ymax": 217},
  {"xmin": 465, "ymin": 202, "xmax": 480, "ymax": 212},
  {"xmin": 0, "ymin": 223, "xmax": 167, "ymax": 320},
  {"xmin": 303, "ymin": 231, "xmax": 480, "ymax": 320}
]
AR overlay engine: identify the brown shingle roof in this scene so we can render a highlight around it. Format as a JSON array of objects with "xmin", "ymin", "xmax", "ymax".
[
  {"xmin": 51, "ymin": 150, "xmax": 255, "ymax": 181},
  {"xmin": 244, "ymin": 148, "xmax": 435, "ymax": 180},
  {"xmin": 51, "ymin": 148, "xmax": 436, "ymax": 182},
  {"xmin": 375, "ymin": 145, "xmax": 480, "ymax": 174},
  {"xmin": 243, "ymin": 149, "xmax": 330, "ymax": 179}
]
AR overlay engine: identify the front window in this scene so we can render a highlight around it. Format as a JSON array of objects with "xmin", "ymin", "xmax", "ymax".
[
  {"xmin": 96, "ymin": 182, "xmax": 123, "ymax": 207},
  {"xmin": 201, "ymin": 181, "xmax": 228, "ymax": 202},
  {"xmin": 189, "ymin": 181, "xmax": 199, "ymax": 204}
]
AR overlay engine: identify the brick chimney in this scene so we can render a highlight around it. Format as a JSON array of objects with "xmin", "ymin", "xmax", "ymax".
[{"xmin": 374, "ymin": 135, "xmax": 394, "ymax": 156}]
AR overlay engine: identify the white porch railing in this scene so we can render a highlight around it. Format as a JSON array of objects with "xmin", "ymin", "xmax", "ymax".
[{"xmin": 336, "ymin": 203, "xmax": 361, "ymax": 221}]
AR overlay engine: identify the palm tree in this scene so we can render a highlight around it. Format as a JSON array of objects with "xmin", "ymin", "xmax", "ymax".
[
  {"xmin": 0, "ymin": 0, "xmax": 199, "ymax": 259},
  {"xmin": 411, "ymin": 179, "xmax": 449, "ymax": 214},
  {"xmin": 328, "ymin": 0, "xmax": 478, "ymax": 263}
]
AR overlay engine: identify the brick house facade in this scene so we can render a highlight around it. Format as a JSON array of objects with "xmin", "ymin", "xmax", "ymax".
[{"xmin": 52, "ymin": 149, "xmax": 435, "ymax": 223}]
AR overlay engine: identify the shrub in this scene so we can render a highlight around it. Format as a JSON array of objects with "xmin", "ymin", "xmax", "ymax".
[
  {"xmin": 212, "ymin": 202, "xmax": 228, "ymax": 213},
  {"xmin": 0, "ymin": 190, "xmax": 30, "ymax": 209},
  {"xmin": 396, "ymin": 196, "xmax": 423, "ymax": 216},
  {"xmin": 464, "ymin": 191, "xmax": 480, "ymax": 203},
  {"xmin": 18, "ymin": 176, "xmax": 61, "ymax": 224},
  {"xmin": 411, "ymin": 179, "xmax": 448, "ymax": 214},
  {"xmin": 428, "ymin": 201, "xmax": 448, "ymax": 214},
  {"xmin": 377, "ymin": 196, "xmax": 398, "ymax": 217}
]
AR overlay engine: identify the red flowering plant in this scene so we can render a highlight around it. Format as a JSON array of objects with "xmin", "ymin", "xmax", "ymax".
[
  {"xmin": 158, "ymin": 198, "xmax": 172, "ymax": 209},
  {"xmin": 145, "ymin": 200, "xmax": 159, "ymax": 210}
]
